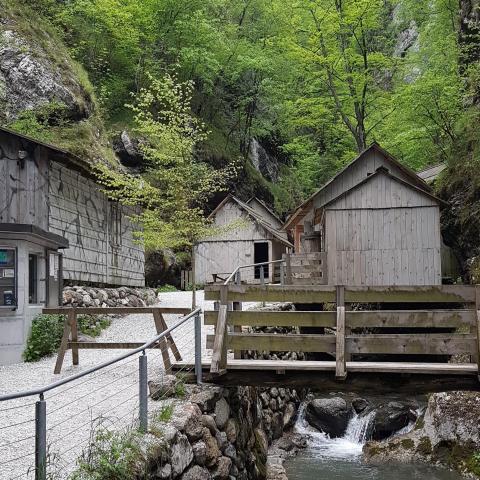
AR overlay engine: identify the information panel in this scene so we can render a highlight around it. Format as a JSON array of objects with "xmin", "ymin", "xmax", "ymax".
[{"xmin": 0, "ymin": 248, "xmax": 16, "ymax": 307}]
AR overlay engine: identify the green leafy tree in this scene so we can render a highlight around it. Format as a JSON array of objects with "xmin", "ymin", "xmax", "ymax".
[{"xmin": 96, "ymin": 73, "xmax": 236, "ymax": 250}]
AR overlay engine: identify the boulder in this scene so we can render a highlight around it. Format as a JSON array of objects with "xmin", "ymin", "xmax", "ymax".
[
  {"xmin": 201, "ymin": 415, "xmax": 219, "ymax": 436},
  {"xmin": 214, "ymin": 398, "xmax": 230, "ymax": 429},
  {"xmin": 371, "ymin": 401, "xmax": 411, "ymax": 440},
  {"xmin": 283, "ymin": 403, "xmax": 296, "ymax": 428},
  {"xmin": 191, "ymin": 388, "xmax": 222, "ymax": 412},
  {"xmin": 148, "ymin": 375, "xmax": 178, "ymax": 400},
  {"xmin": 181, "ymin": 465, "xmax": 212, "ymax": 480},
  {"xmin": 170, "ymin": 433, "xmax": 193, "ymax": 477},
  {"xmin": 305, "ymin": 397, "xmax": 350, "ymax": 437},
  {"xmin": 212, "ymin": 456, "xmax": 232, "ymax": 480},
  {"xmin": 224, "ymin": 419, "xmax": 238, "ymax": 444},
  {"xmin": 156, "ymin": 463, "xmax": 172, "ymax": 479},
  {"xmin": 173, "ymin": 404, "xmax": 204, "ymax": 442},
  {"xmin": 192, "ymin": 441, "xmax": 207, "ymax": 466},
  {"xmin": 203, "ymin": 428, "xmax": 221, "ymax": 467},
  {"xmin": 352, "ymin": 398, "xmax": 369, "ymax": 414}
]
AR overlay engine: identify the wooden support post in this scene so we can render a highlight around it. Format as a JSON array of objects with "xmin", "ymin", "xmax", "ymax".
[
  {"xmin": 280, "ymin": 262, "xmax": 285, "ymax": 285},
  {"xmin": 211, "ymin": 304, "xmax": 228, "ymax": 373},
  {"xmin": 54, "ymin": 312, "xmax": 73, "ymax": 374},
  {"xmin": 233, "ymin": 301, "xmax": 242, "ymax": 359},
  {"xmin": 336, "ymin": 286, "xmax": 347, "ymax": 379},
  {"xmin": 153, "ymin": 309, "xmax": 172, "ymax": 372},
  {"xmin": 285, "ymin": 253, "xmax": 292, "ymax": 285},
  {"xmin": 153, "ymin": 309, "xmax": 182, "ymax": 363},
  {"xmin": 70, "ymin": 310, "xmax": 79, "ymax": 366}
]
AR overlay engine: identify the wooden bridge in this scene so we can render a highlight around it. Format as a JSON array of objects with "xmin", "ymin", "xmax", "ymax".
[{"xmin": 180, "ymin": 284, "xmax": 480, "ymax": 393}]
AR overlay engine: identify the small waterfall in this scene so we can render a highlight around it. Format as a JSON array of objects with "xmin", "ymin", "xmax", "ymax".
[{"xmin": 344, "ymin": 411, "xmax": 375, "ymax": 444}]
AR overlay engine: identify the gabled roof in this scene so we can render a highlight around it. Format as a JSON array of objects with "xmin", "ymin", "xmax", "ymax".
[
  {"xmin": 283, "ymin": 142, "xmax": 431, "ymax": 230},
  {"xmin": 417, "ymin": 162, "xmax": 447, "ymax": 183},
  {"xmin": 209, "ymin": 194, "xmax": 292, "ymax": 247},
  {"xmin": 323, "ymin": 166, "xmax": 447, "ymax": 209},
  {"xmin": 246, "ymin": 197, "xmax": 283, "ymax": 226}
]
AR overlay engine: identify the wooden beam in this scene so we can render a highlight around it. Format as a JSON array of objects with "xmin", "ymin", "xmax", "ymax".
[
  {"xmin": 347, "ymin": 334, "xmax": 476, "ymax": 355},
  {"xmin": 204, "ymin": 310, "xmax": 336, "ymax": 327},
  {"xmin": 201, "ymin": 370, "xmax": 480, "ymax": 394},
  {"xmin": 153, "ymin": 309, "xmax": 172, "ymax": 371},
  {"xmin": 155, "ymin": 310, "xmax": 182, "ymax": 362},
  {"xmin": 347, "ymin": 310, "xmax": 475, "ymax": 328},
  {"xmin": 336, "ymin": 286, "xmax": 346, "ymax": 379},
  {"xmin": 173, "ymin": 359, "xmax": 478, "ymax": 375},
  {"xmin": 54, "ymin": 316, "xmax": 73, "ymax": 374},
  {"xmin": 345, "ymin": 285, "xmax": 475, "ymax": 304},
  {"xmin": 69, "ymin": 309, "xmax": 79, "ymax": 366},
  {"xmin": 211, "ymin": 305, "xmax": 228, "ymax": 374},
  {"xmin": 68, "ymin": 342, "xmax": 152, "ymax": 349},
  {"xmin": 43, "ymin": 307, "xmax": 192, "ymax": 315},
  {"xmin": 224, "ymin": 333, "xmax": 336, "ymax": 353},
  {"xmin": 204, "ymin": 284, "xmax": 336, "ymax": 303}
]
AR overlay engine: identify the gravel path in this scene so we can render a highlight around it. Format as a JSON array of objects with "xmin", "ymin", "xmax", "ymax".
[{"xmin": 0, "ymin": 291, "xmax": 257, "ymax": 479}]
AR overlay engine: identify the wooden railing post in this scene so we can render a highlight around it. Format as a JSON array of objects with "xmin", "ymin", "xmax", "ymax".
[
  {"xmin": 70, "ymin": 310, "xmax": 79, "ymax": 366},
  {"xmin": 284, "ymin": 253, "xmax": 292, "ymax": 285},
  {"xmin": 335, "ymin": 285, "xmax": 346, "ymax": 379}
]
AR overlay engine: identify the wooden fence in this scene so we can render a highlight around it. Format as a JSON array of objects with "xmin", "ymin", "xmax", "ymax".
[
  {"xmin": 43, "ymin": 307, "xmax": 191, "ymax": 373},
  {"xmin": 204, "ymin": 284, "xmax": 480, "ymax": 379}
]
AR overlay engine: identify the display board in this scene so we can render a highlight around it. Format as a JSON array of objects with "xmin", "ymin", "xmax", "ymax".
[{"xmin": 0, "ymin": 248, "xmax": 16, "ymax": 307}]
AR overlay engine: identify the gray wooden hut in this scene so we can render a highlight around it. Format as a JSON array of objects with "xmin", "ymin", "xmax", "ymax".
[
  {"xmin": 284, "ymin": 143, "xmax": 448, "ymax": 286},
  {"xmin": 194, "ymin": 195, "xmax": 293, "ymax": 284},
  {"xmin": 0, "ymin": 127, "xmax": 144, "ymax": 364}
]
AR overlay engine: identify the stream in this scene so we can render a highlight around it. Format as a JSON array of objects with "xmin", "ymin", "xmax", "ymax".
[{"xmin": 285, "ymin": 404, "xmax": 465, "ymax": 480}]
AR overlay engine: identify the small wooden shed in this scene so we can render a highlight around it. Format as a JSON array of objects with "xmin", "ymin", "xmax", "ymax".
[
  {"xmin": 194, "ymin": 195, "xmax": 293, "ymax": 284},
  {"xmin": 284, "ymin": 143, "xmax": 448, "ymax": 286}
]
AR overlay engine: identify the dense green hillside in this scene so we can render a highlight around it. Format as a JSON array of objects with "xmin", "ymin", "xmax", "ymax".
[{"xmin": 2, "ymin": 0, "xmax": 480, "ymax": 276}]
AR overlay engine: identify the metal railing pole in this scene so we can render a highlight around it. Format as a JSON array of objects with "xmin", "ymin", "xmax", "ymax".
[
  {"xmin": 235, "ymin": 270, "xmax": 241, "ymax": 285},
  {"xmin": 139, "ymin": 352, "xmax": 148, "ymax": 433},
  {"xmin": 260, "ymin": 264, "xmax": 265, "ymax": 285},
  {"xmin": 35, "ymin": 394, "xmax": 46, "ymax": 480},
  {"xmin": 195, "ymin": 312, "xmax": 202, "ymax": 384}
]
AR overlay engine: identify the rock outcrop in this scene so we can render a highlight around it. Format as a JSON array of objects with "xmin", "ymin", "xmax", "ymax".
[
  {"xmin": 364, "ymin": 391, "xmax": 480, "ymax": 477},
  {"xmin": 0, "ymin": 9, "xmax": 94, "ymax": 122}
]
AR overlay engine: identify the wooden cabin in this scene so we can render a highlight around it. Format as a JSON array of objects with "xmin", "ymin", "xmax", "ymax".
[
  {"xmin": 284, "ymin": 143, "xmax": 449, "ymax": 286},
  {"xmin": 195, "ymin": 195, "xmax": 293, "ymax": 284},
  {"xmin": 0, "ymin": 127, "xmax": 144, "ymax": 364}
]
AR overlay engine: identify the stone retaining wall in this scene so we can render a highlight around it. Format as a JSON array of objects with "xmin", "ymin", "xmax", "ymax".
[
  {"xmin": 62, "ymin": 286, "xmax": 157, "ymax": 308},
  {"xmin": 144, "ymin": 384, "xmax": 303, "ymax": 479}
]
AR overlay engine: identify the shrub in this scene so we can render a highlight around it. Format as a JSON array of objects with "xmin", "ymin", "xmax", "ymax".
[
  {"xmin": 24, "ymin": 313, "xmax": 111, "ymax": 362},
  {"xmin": 23, "ymin": 314, "xmax": 65, "ymax": 362}
]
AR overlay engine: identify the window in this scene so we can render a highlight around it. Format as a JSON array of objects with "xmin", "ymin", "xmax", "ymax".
[
  {"xmin": 29, "ymin": 254, "xmax": 38, "ymax": 304},
  {"xmin": 0, "ymin": 248, "xmax": 16, "ymax": 307}
]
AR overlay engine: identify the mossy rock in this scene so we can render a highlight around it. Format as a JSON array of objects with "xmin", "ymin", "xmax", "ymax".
[{"xmin": 416, "ymin": 436, "xmax": 432, "ymax": 456}]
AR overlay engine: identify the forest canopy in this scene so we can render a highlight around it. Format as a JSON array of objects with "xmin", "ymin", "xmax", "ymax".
[{"xmin": 17, "ymin": 0, "xmax": 480, "ymax": 218}]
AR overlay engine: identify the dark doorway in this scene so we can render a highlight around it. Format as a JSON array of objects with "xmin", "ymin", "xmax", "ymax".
[{"xmin": 254, "ymin": 242, "xmax": 269, "ymax": 279}]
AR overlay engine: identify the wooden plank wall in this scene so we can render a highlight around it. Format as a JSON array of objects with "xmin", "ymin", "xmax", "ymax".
[
  {"xmin": 325, "ymin": 175, "xmax": 442, "ymax": 285},
  {"xmin": 0, "ymin": 134, "xmax": 49, "ymax": 229},
  {"xmin": 48, "ymin": 162, "xmax": 144, "ymax": 286}
]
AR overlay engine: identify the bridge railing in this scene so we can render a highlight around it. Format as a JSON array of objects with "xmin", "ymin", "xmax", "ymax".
[
  {"xmin": 0, "ymin": 308, "xmax": 202, "ymax": 480},
  {"xmin": 205, "ymin": 284, "xmax": 480, "ymax": 377}
]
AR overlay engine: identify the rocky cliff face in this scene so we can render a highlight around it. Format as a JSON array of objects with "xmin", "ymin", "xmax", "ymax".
[{"xmin": 0, "ymin": 7, "xmax": 94, "ymax": 123}]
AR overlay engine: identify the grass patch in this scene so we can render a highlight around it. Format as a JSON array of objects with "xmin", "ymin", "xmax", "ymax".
[
  {"xmin": 24, "ymin": 313, "xmax": 111, "ymax": 362},
  {"xmin": 156, "ymin": 404, "xmax": 174, "ymax": 422},
  {"xmin": 156, "ymin": 284, "xmax": 178, "ymax": 293},
  {"xmin": 71, "ymin": 426, "xmax": 146, "ymax": 480}
]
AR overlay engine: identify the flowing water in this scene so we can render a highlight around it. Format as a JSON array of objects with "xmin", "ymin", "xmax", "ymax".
[{"xmin": 285, "ymin": 404, "xmax": 465, "ymax": 480}]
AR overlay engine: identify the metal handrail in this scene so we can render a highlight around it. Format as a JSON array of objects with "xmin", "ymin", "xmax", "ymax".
[
  {"xmin": 223, "ymin": 259, "xmax": 285, "ymax": 285},
  {"xmin": 0, "ymin": 307, "xmax": 202, "ymax": 402}
]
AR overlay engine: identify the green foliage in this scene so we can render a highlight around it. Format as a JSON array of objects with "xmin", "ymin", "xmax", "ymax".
[
  {"xmin": 96, "ymin": 72, "xmax": 236, "ymax": 250},
  {"xmin": 156, "ymin": 403, "xmax": 174, "ymax": 422},
  {"xmin": 156, "ymin": 284, "xmax": 178, "ymax": 293},
  {"xmin": 72, "ymin": 427, "xmax": 145, "ymax": 480},
  {"xmin": 23, "ymin": 314, "xmax": 65, "ymax": 362},
  {"xmin": 24, "ymin": 314, "xmax": 110, "ymax": 362}
]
